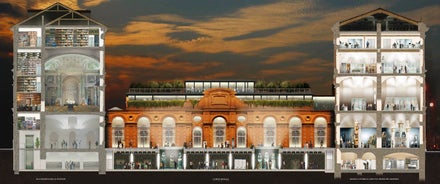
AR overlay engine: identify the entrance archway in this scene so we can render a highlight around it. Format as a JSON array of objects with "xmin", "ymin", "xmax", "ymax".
[{"xmin": 213, "ymin": 117, "xmax": 226, "ymax": 147}]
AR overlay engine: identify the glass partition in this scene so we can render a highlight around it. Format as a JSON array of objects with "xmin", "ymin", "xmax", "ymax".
[
  {"xmin": 381, "ymin": 52, "xmax": 421, "ymax": 74},
  {"xmin": 255, "ymin": 148, "xmax": 278, "ymax": 170},
  {"xmin": 383, "ymin": 97, "xmax": 418, "ymax": 111},
  {"xmin": 382, "ymin": 37, "xmax": 422, "ymax": 49}
]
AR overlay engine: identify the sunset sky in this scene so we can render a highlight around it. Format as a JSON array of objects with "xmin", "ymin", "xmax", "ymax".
[
  {"xmin": 1, "ymin": 0, "xmax": 439, "ymax": 110},
  {"xmin": 0, "ymin": 0, "xmax": 439, "ymax": 148}
]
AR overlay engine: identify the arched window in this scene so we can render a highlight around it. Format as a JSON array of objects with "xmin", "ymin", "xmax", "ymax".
[
  {"xmin": 111, "ymin": 116, "xmax": 124, "ymax": 148},
  {"xmin": 192, "ymin": 127, "xmax": 203, "ymax": 148},
  {"xmin": 162, "ymin": 117, "xmax": 175, "ymax": 147},
  {"xmin": 289, "ymin": 117, "xmax": 302, "ymax": 148},
  {"xmin": 314, "ymin": 117, "xmax": 327, "ymax": 148},
  {"xmin": 213, "ymin": 117, "xmax": 226, "ymax": 147},
  {"xmin": 263, "ymin": 117, "xmax": 276, "ymax": 147},
  {"xmin": 237, "ymin": 127, "xmax": 246, "ymax": 148},
  {"xmin": 137, "ymin": 117, "xmax": 150, "ymax": 148}
]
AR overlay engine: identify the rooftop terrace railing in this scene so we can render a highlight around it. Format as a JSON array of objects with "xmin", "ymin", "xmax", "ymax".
[{"xmin": 127, "ymin": 88, "xmax": 312, "ymax": 94}]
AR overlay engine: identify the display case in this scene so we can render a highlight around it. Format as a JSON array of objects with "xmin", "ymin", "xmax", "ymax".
[
  {"xmin": 381, "ymin": 128, "xmax": 392, "ymax": 148},
  {"xmin": 351, "ymin": 98, "xmax": 367, "ymax": 111},
  {"xmin": 360, "ymin": 128, "xmax": 376, "ymax": 148},
  {"xmin": 340, "ymin": 128, "xmax": 356, "ymax": 148}
]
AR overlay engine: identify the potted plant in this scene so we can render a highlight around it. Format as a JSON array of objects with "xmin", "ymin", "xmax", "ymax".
[{"xmin": 35, "ymin": 137, "xmax": 40, "ymax": 149}]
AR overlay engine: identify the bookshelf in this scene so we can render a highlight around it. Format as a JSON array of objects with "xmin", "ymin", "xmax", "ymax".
[
  {"xmin": 16, "ymin": 76, "xmax": 38, "ymax": 92},
  {"xmin": 45, "ymin": 28, "xmax": 99, "ymax": 47},
  {"xmin": 18, "ymin": 31, "xmax": 38, "ymax": 47},
  {"xmin": 17, "ymin": 52, "xmax": 41, "ymax": 76}
]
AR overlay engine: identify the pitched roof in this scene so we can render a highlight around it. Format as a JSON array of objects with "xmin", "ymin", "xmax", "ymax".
[
  {"xmin": 337, "ymin": 8, "xmax": 422, "ymax": 31},
  {"xmin": 12, "ymin": 2, "xmax": 106, "ymax": 30},
  {"xmin": 340, "ymin": 8, "xmax": 419, "ymax": 26}
]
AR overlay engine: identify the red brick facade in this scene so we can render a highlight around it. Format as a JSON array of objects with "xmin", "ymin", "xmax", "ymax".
[{"xmin": 106, "ymin": 88, "xmax": 333, "ymax": 148}]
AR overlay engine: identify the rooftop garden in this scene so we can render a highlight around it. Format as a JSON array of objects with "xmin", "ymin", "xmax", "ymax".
[
  {"xmin": 129, "ymin": 80, "xmax": 310, "ymax": 89},
  {"xmin": 127, "ymin": 99, "xmax": 313, "ymax": 108}
]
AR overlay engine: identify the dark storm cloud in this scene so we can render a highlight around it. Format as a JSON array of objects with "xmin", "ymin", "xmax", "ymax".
[
  {"xmin": 167, "ymin": 31, "xmax": 210, "ymax": 42},
  {"xmin": 0, "ymin": 2, "xmax": 18, "ymax": 89},
  {"xmin": 0, "ymin": 3, "xmax": 14, "ymax": 144},
  {"xmin": 163, "ymin": 40, "xmax": 334, "ymax": 83},
  {"xmin": 314, "ymin": 0, "xmax": 372, "ymax": 9},
  {"xmin": 0, "ymin": 36, "xmax": 12, "ymax": 58},
  {"xmin": 292, "ymin": 41, "xmax": 333, "ymax": 60},
  {"xmin": 257, "ymin": 41, "xmax": 333, "ymax": 63},
  {"xmin": 425, "ymin": 25, "xmax": 440, "ymax": 94},
  {"xmin": 384, "ymin": 0, "xmax": 438, "ymax": 12},
  {"xmin": 425, "ymin": 26, "xmax": 440, "ymax": 68},
  {"xmin": 169, "ymin": 50, "xmax": 254, "ymax": 64},
  {"xmin": 0, "ymin": 2, "xmax": 26, "ymax": 17},
  {"xmin": 168, "ymin": 50, "xmax": 263, "ymax": 77},
  {"xmin": 106, "ymin": 44, "xmax": 183, "ymax": 58},
  {"xmin": 252, "ymin": 40, "xmax": 334, "ymax": 92},
  {"xmin": 91, "ymin": 0, "xmax": 273, "ymax": 29},
  {"xmin": 224, "ymin": 23, "xmax": 303, "ymax": 41}
]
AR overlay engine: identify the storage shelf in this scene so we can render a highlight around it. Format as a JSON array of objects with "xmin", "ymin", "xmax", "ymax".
[{"xmin": 45, "ymin": 28, "xmax": 99, "ymax": 47}]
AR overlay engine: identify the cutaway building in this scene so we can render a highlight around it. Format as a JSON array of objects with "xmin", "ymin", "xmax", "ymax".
[
  {"xmin": 332, "ymin": 8, "xmax": 428, "ymax": 180},
  {"xmin": 106, "ymin": 80, "xmax": 335, "ymax": 171},
  {"xmin": 11, "ymin": 3, "xmax": 428, "ymax": 182},
  {"xmin": 11, "ymin": 3, "xmax": 107, "ymax": 173}
]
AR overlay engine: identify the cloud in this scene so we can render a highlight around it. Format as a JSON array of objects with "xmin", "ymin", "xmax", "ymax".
[
  {"xmin": 2, "ymin": 0, "xmax": 438, "ymax": 104},
  {"xmin": 175, "ymin": 1, "xmax": 319, "ymax": 53},
  {"xmin": 297, "ymin": 57, "xmax": 333, "ymax": 72},
  {"xmin": 0, "ymin": 16, "xmax": 18, "ymax": 38},
  {"xmin": 82, "ymin": 0, "xmax": 109, "ymax": 7},
  {"xmin": 404, "ymin": 5, "xmax": 440, "ymax": 26},
  {"xmin": 262, "ymin": 52, "xmax": 308, "ymax": 65},
  {"xmin": 260, "ymin": 57, "xmax": 331, "ymax": 76},
  {"xmin": 0, "ymin": 2, "xmax": 26, "ymax": 17},
  {"xmin": 135, "ymin": 14, "xmax": 197, "ymax": 25},
  {"xmin": 102, "ymin": 1, "xmax": 403, "ymax": 58},
  {"xmin": 5, "ymin": 0, "xmax": 110, "ymax": 11},
  {"xmin": 105, "ymin": 54, "xmax": 223, "ymax": 80},
  {"xmin": 104, "ymin": 1, "xmax": 321, "ymax": 54},
  {"xmin": 104, "ymin": 53, "xmax": 227, "ymax": 107},
  {"xmin": 105, "ymin": 55, "xmax": 162, "ymax": 69},
  {"xmin": 198, "ymin": 71, "xmax": 236, "ymax": 79},
  {"xmin": 105, "ymin": 21, "xmax": 174, "ymax": 46},
  {"xmin": 25, "ymin": 0, "xmax": 81, "ymax": 9}
]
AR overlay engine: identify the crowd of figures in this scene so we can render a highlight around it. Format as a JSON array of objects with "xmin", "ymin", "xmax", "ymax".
[
  {"xmin": 17, "ymin": 104, "xmax": 41, "ymax": 111},
  {"xmin": 51, "ymin": 140, "xmax": 80, "ymax": 149},
  {"xmin": 187, "ymin": 161, "xmax": 229, "ymax": 170},
  {"xmin": 65, "ymin": 161, "xmax": 78, "ymax": 170},
  {"xmin": 120, "ymin": 161, "xmax": 154, "ymax": 169},
  {"xmin": 50, "ymin": 139, "xmax": 99, "ymax": 149},
  {"xmin": 392, "ymin": 41, "xmax": 421, "ymax": 49}
]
